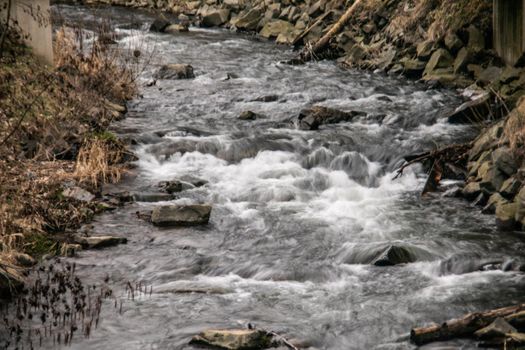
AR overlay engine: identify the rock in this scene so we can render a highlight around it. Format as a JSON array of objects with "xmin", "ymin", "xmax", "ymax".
[
  {"xmin": 446, "ymin": 92, "xmax": 490, "ymax": 124},
  {"xmin": 500, "ymin": 177, "xmax": 522, "ymax": 198},
  {"xmin": 75, "ymin": 235, "xmax": 127, "ymax": 249},
  {"xmin": 296, "ymin": 106, "xmax": 365, "ymax": 130},
  {"xmin": 132, "ymin": 193, "xmax": 175, "ymax": 202},
  {"xmin": 62, "ymin": 186, "xmax": 95, "ymax": 202},
  {"xmin": 474, "ymin": 318, "xmax": 516, "ymax": 339},
  {"xmin": 238, "ymin": 110, "xmax": 259, "ymax": 120},
  {"xmin": 276, "ymin": 30, "xmax": 301, "ymax": 45},
  {"xmin": 160, "ymin": 180, "xmax": 184, "ymax": 193},
  {"xmin": 259, "ymin": 19, "xmax": 294, "ymax": 38},
  {"xmin": 514, "ymin": 186, "xmax": 525, "ymax": 227},
  {"xmin": 500, "ymin": 67, "xmax": 522, "ymax": 84},
  {"xmin": 444, "ymin": 32, "xmax": 463, "ymax": 53},
  {"xmin": 251, "ymin": 95, "xmax": 278, "ymax": 102},
  {"xmin": 492, "ymin": 147, "xmax": 517, "ymax": 176},
  {"xmin": 462, "ymin": 181, "xmax": 482, "ymax": 200},
  {"xmin": 371, "ymin": 245, "xmax": 417, "ymax": 266},
  {"xmin": 343, "ymin": 45, "xmax": 366, "ymax": 66},
  {"xmin": 154, "ymin": 64, "xmax": 195, "ymax": 79},
  {"xmin": 190, "ymin": 329, "xmax": 277, "ymax": 349},
  {"xmin": 495, "ymin": 202, "xmax": 518, "ymax": 230},
  {"xmin": 308, "ymin": 0, "xmax": 324, "ymax": 17},
  {"xmin": 482, "ymin": 193, "xmax": 507, "ymax": 214},
  {"xmin": 202, "ymin": 9, "xmax": 230, "ymax": 27},
  {"xmin": 416, "ymin": 40, "xmax": 434, "ymax": 59},
  {"xmin": 469, "ymin": 120, "xmax": 504, "ymax": 161},
  {"xmin": 401, "ymin": 58, "xmax": 426, "ymax": 77},
  {"xmin": 453, "ymin": 47, "xmax": 471, "ymax": 74},
  {"xmin": 150, "ymin": 18, "xmax": 171, "ymax": 32},
  {"xmin": 151, "ymin": 204, "xmax": 212, "ymax": 227},
  {"xmin": 480, "ymin": 164, "xmax": 507, "ymax": 193},
  {"xmin": 231, "ymin": 8, "xmax": 262, "ymax": 31},
  {"xmin": 424, "ymin": 49, "xmax": 453, "ymax": 76},
  {"xmin": 478, "ymin": 66, "xmax": 503, "ymax": 85},
  {"xmin": 467, "ymin": 25, "xmax": 485, "ymax": 53},
  {"xmin": 165, "ymin": 23, "xmax": 189, "ymax": 33}
]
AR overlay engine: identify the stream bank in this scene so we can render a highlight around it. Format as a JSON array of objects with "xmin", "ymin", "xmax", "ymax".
[{"xmin": 3, "ymin": 3, "xmax": 522, "ymax": 349}]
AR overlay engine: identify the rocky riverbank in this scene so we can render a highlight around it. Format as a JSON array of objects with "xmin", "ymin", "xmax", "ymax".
[{"xmin": 0, "ymin": 27, "xmax": 137, "ymax": 298}]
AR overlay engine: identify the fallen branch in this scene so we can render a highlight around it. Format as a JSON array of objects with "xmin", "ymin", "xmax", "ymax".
[
  {"xmin": 296, "ymin": 0, "xmax": 364, "ymax": 63},
  {"xmin": 411, "ymin": 304, "xmax": 525, "ymax": 345}
]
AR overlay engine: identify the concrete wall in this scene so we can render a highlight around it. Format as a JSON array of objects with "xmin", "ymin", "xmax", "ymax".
[
  {"xmin": 493, "ymin": 0, "xmax": 525, "ymax": 67},
  {"xmin": 0, "ymin": 0, "xmax": 54, "ymax": 64}
]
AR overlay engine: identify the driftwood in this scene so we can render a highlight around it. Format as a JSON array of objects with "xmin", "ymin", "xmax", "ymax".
[
  {"xmin": 410, "ymin": 304, "xmax": 525, "ymax": 345},
  {"xmin": 393, "ymin": 143, "xmax": 471, "ymax": 195},
  {"xmin": 291, "ymin": 10, "xmax": 333, "ymax": 47},
  {"xmin": 296, "ymin": 0, "xmax": 364, "ymax": 62}
]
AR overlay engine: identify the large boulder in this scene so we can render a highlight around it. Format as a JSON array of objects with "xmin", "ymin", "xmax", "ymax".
[
  {"xmin": 492, "ymin": 147, "xmax": 518, "ymax": 176},
  {"xmin": 296, "ymin": 106, "xmax": 365, "ymax": 130},
  {"xmin": 202, "ymin": 9, "xmax": 231, "ymax": 27},
  {"xmin": 453, "ymin": 47, "xmax": 471, "ymax": 74},
  {"xmin": 190, "ymin": 329, "xmax": 277, "ymax": 349},
  {"xmin": 467, "ymin": 25, "xmax": 485, "ymax": 53},
  {"xmin": 416, "ymin": 40, "xmax": 435, "ymax": 59},
  {"xmin": 151, "ymin": 204, "xmax": 212, "ymax": 227},
  {"xmin": 62, "ymin": 186, "xmax": 95, "ymax": 202},
  {"xmin": 446, "ymin": 92, "xmax": 490, "ymax": 124},
  {"xmin": 74, "ymin": 235, "xmax": 127, "ymax": 249},
  {"xmin": 154, "ymin": 64, "xmax": 195, "ymax": 79}
]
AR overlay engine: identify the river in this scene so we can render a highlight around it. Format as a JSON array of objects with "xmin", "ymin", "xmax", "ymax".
[{"xmin": 14, "ymin": 4, "xmax": 525, "ymax": 349}]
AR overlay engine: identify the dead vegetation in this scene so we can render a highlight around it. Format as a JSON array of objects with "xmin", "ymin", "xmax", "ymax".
[{"xmin": 0, "ymin": 18, "xmax": 138, "ymax": 297}]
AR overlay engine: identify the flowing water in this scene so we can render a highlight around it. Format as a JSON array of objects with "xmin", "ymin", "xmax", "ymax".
[{"xmin": 22, "ymin": 4, "xmax": 525, "ymax": 349}]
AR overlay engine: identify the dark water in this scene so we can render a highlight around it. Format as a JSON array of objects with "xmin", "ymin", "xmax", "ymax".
[{"xmin": 16, "ymin": 4, "xmax": 525, "ymax": 349}]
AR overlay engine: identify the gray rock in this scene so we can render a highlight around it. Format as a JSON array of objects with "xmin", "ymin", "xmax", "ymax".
[
  {"xmin": 416, "ymin": 40, "xmax": 434, "ymax": 59},
  {"xmin": 238, "ymin": 110, "xmax": 259, "ymax": 120},
  {"xmin": 202, "ymin": 9, "xmax": 230, "ymax": 27},
  {"xmin": 190, "ymin": 329, "xmax": 277, "ymax": 349},
  {"xmin": 424, "ymin": 49, "xmax": 453, "ymax": 76},
  {"xmin": 482, "ymin": 192, "xmax": 507, "ymax": 214},
  {"xmin": 150, "ymin": 18, "xmax": 171, "ymax": 32},
  {"xmin": 151, "ymin": 204, "xmax": 212, "ymax": 227},
  {"xmin": 296, "ymin": 106, "xmax": 365, "ymax": 130},
  {"xmin": 453, "ymin": 47, "xmax": 471, "ymax": 74},
  {"xmin": 467, "ymin": 25, "xmax": 485, "ymax": 52},
  {"xmin": 231, "ymin": 8, "xmax": 262, "ymax": 31},
  {"xmin": 62, "ymin": 186, "xmax": 95, "ymax": 202},
  {"xmin": 154, "ymin": 64, "xmax": 195, "ymax": 79},
  {"xmin": 371, "ymin": 245, "xmax": 418, "ymax": 266},
  {"xmin": 495, "ymin": 202, "xmax": 518, "ymax": 230},
  {"xmin": 444, "ymin": 32, "xmax": 463, "ymax": 53},
  {"xmin": 475, "ymin": 318, "xmax": 516, "ymax": 339},
  {"xmin": 492, "ymin": 147, "xmax": 517, "ymax": 176},
  {"xmin": 478, "ymin": 66, "xmax": 503, "ymax": 85},
  {"xmin": 75, "ymin": 235, "xmax": 127, "ymax": 249},
  {"xmin": 500, "ymin": 177, "xmax": 522, "ymax": 198},
  {"xmin": 462, "ymin": 181, "xmax": 482, "ymax": 200},
  {"xmin": 165, "ymin": 23, "xmax": 189, "ymax": 33},
  {"xmin": 446, "ymin": 92, "xmax": 490, "ymax": 124},
  {"xmin": 402, "ymin": 58, "xmax": 426, "ymax": 76}
]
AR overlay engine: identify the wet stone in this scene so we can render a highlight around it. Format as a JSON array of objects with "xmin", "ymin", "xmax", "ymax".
[
  {"xmin": 154, "ymin": 64, "xmax": 195, "ymax": 79},
  {"xmin": 151, "ymin": 204, "xmax": 212, "ymax": 227}
]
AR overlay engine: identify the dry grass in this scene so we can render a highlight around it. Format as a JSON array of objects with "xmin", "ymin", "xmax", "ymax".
[
  {"xmin": 503, "ymin": 97, "xmax": 525, "ymax": 159},
  {"xmin": 0, "ymin": 20, "xmax": 140, "ymax": 295},
  {"xmin": 74, "ymin": 137, "xmax": 126, "ymax": 188}
]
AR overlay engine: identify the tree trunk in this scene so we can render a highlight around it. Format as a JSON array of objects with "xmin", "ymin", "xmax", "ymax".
[{"xmin": 411, "ymin": 304, "xmax": 525, "ymax": 345}]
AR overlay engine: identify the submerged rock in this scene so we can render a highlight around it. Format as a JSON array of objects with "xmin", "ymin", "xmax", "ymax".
[
  {"xmin": 190, "ymin": 329, "xmax": 277, "ymax": 349},
  {"xmin": 151, "ymin": 204, "xmax": 212, "ymax": 227},
  {"xmin": 154, "ymin": 64, "xmax": 195, "ymax": 80},
  {"xmin": 238, "ymin": 110, "xmax": 261, "ymax": 120},
  {"xmin": 296, "ymin": 106, "xmax": 365, "ymax": 130},
  {"xmin": 371, "ymin": 245, "xmax": 418, "ymax": 266}
]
